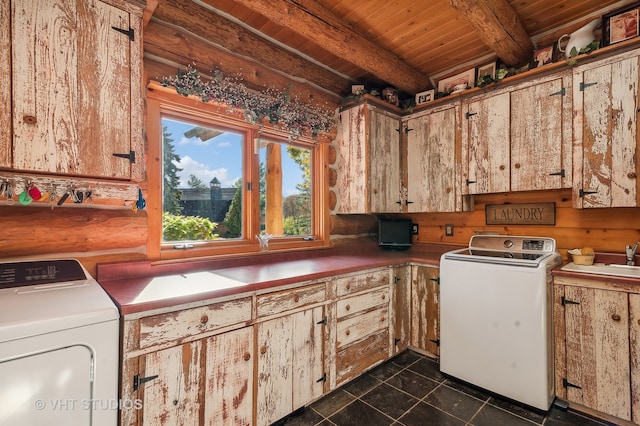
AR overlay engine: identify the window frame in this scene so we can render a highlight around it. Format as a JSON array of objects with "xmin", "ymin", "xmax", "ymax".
[{"xmin": 146, "ymin": 83, "xmax": 330, "ymax": 261}]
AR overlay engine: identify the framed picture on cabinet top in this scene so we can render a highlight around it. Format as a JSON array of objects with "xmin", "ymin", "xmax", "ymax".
[
  {"xmin": 604, "ymin": 2, "xmax": 640, "ymax": 45},
  {"xmin": 415, "ymin": 89, "xmax": 435, "ymax": 105},
  {"xmin": 530, "ymin": 44, "xmax": 556, "ymax": 69},
  {"xmin": 437, "ymin": 68, "xmax": 475, "ymax": 94}
]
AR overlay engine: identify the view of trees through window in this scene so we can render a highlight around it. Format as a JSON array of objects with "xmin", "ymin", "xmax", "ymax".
[{"xmin": 161, "ymin": 117, "xmax": 313, "ymax": 242}]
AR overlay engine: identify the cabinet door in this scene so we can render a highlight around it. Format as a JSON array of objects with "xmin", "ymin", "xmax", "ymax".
[
  {"xmin": 205, "ymin": 327, "xmax": 253, "ymax": 426},
  {"xmin": 410, "ymin": 265, "xmax": 439, "ymax": 356},
  {"xmin": 462, "ymin": 92, "xmax": 510, "ymax": 194},
  {"xmin": 391, "ymin": 266, "xmax": 411, "ymax": 354},
  {"xmin": 630, "ymin": 293, "xmax": 640, "ymax": 424},
  {"xmin": 12, "ymin": 0, "xmax": 134, "ymax": 179},
  {"xmin": 574, "ymin": 54, "xmax": 639, "ymax": 207},
  {"xmin": 256, "ymin": 306, "xmax": 324, "ymax": 426},
  {"xmin": 369, "ymin": 107, "xmax": 402, "ymax": 212},
  {"xmin": 511, "ymin": 76, "xmax": 571, "ymax": 191},
  {"xmin": 405, "ymin": 104, "xmax": 460, "ymax": 212},
  {"xmin": 562, "ymin": 286, "xmax": 630, "ymax": 420},
  {"xmin": 141, "ymin": 341, "xmax": 203, "ymax": 426},
  {"xmin": 337, "ymin": 104, "xmax": 368, "ymax": 213}
]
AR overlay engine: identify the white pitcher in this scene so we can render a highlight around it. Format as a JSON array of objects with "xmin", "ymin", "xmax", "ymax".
[{"xmin": 558, "ymin": 18, "xmax": 601, "ymax": 58}]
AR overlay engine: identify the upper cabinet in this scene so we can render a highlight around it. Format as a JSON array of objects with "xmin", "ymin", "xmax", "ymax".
[
  {"xmin": 1, "ymin": 0, "xmax": 144, "ymax": 181},
  {"xmin": 572, "ymin": 49, "xmax": 640, "ymax": 208},
  {"xmin": 337, "ymin": 101, "xmax": 402, "ymax": 213},
  {"xmin": 462, "ymin": 73, "xmax": 573, "ymax": 195},
  {"xmin": 403, "ymin": 103, "xmax": 463, "ymax": 212}
]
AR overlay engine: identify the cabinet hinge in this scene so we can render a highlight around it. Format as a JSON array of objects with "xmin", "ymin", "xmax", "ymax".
[
  {"xmin": 133, "ymin": 374, "xmax": 158, "ymax": 391},
  {"xmin": 465, "ymin": 112, "xmax": 477, "ymax": 119},
  {"xmin": 405, "ymin": 200, "xmax": 414, "ymax": 205},
  {"xmin": 111, "ymin": 26, "xmax": 135, "ymax": 41},
  {"xmin": 404, "ymin": 127, "xmax": 413, "ymax": 134},
  {"xmin": 562, "ymin": 378, "xmax": 582, "ymax": 389},
  {"xmin": 112, "ymin": 150, "xmax": 136, "ymax": 163},
  {"xmin": 579, "ymin": 189, "xmax": 597, "ymax": 198},
  {"xmin": 429, "ymin": 277, "xmax": 440, "ymax": 285},
  {"xmin": 429, "ymin": 338, "xmax": 440, "ymax": 346},
  {"xmin": 394, "ymin": 337, "xmax": 401, "ymax": 346},
  {"xmin": 316, "ymin": 316, "xmax": 327, "ymax": 325},
  {"xmin": 316, "ymin": 373, "xmax": 327, "ymax": 383},
  {"xmin": 580, "ymin": 82, "xmax": 598, "ymax": 91},
  {"xmin": 466, "ymin": 179, "xmax": 477, "ymax": 185},
  {"xmin": 549, "ymin": 169, "xmax": 565, "ymax": 177},
  {"xmin": 561, "ymin": 296, "xmax": 580, "ymax": 306},
  {"xmin": 394, "ymin": 276, "xmax": 401, "ymax": 284},
  {"xmin": 549, "ymin": 88, "xmax": 566, "ymax": 96}
]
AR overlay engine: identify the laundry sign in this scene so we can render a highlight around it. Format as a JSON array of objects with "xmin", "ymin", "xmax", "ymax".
[{"xmin": 485, "ymin": 202, "xmax": 555, "ymax": 225}]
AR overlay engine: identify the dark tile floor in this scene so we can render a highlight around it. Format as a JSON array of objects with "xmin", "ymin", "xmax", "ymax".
[{"xmin": 277, "ymin": 350, "xmax": 617, "ymax": 426}]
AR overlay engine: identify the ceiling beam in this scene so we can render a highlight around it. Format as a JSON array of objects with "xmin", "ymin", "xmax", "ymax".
[
  {"xmin": 150, "ymin": 0, "xmax": 349, "ymax": 100},
  {"xmin": 449, "ymin": 0, "xmax": 533, "ymax": 68},
  {"xmin": 218, "ymin": 0, "xmax": 433, "ymax": 94}
]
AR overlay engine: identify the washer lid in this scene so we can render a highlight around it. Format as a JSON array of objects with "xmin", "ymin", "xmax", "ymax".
[{"xmin": 0, "ymin": 260, "xmax": 119, "ymax": 344}]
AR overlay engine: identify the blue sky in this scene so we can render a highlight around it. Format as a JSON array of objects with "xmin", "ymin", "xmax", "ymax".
[{"xmin": 163, "ymin": 118, "xmax": 305, "ymax": 195}]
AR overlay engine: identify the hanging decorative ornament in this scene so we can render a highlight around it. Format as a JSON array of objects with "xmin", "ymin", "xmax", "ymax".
[{"xmin": 18, "ymin": 190, "xmax": 33, "ymax": 205}]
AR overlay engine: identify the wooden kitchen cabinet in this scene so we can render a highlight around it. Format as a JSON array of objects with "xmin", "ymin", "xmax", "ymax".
[
  {"xmin": 391, "ymin": 265, "xmax": 411, "ymax": 355},
  {"xmin": 410, "ymin": 265, "xmax": 440, "ymax": 357},
  {"xmin": 256, "ymin": 306, "xmax": 325, "ymax": 426},
  {"xmin": 462, "ymin": 73, "xmax": 572, "ymax": 195},
  {"xmin": 554, "ymin": 278, "xmax": 631, "ymax": 422},
  {"xmin": 403, "ymin": 103, "xmax": 463, "ymax": 212},
  {"xmin": 333, "ymin": 269, "xmax": 392, "ymax": 386},
  {"xmin": 572, "ymin": 48, "xmax": 640, "ymax": 208},
  {"xmin": 337, "ymin": 100, "xmax": 402, "ymax": 213},
  {"xmin": 1, "ymin": 0, "xmax": 143, "ymax": 180}
]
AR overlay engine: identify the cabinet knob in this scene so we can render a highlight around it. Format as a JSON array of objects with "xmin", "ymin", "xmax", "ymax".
[
  {"xmin": 243, "ymin": 352, "xmax": 251, "ymax": 361},
  {"xmin": 293, "ymin": 294, "xmax": 300, "ymax": 302},
  {"xmin": 23, "ymin": 115, "xmax": 37, "ymax": 124},
  {"xmin": 612, "ymin": 313, "xmax": 621, "ymax": 321},
  {"xmin": 345, "ymin": 304, "xmax": 350, "ymax": 311},
  {"xmin": 345, "ymin": 329, "xmax": 350, "ymax": 336},
  {"xmin": 260, "ymin": 346, "xmax": 267, "ymax": 355},
  {"xmin": 628, "ymin": 172, "xmax": 637, "ymax": 179},
  {"xmin": 381, "ymin": 316, "xmax": 386, "ymax": 322},
  {"xmin": 200, "ymin": 314, "xmax": 209, "ymax": 324},
  {"xmin": 514, "ymin": 163, "xmax": 521, "ymax": 169},
  {"xmin": 381, "ymin": 294, "xmax": 386, "ymax": 300},
  {"xmin": 345, "ymin": 283, "xmax": 351, "ymax": 290},
  {"xmin": 500, "ymin": 165, "xmax": 506, "ymax": 170}
]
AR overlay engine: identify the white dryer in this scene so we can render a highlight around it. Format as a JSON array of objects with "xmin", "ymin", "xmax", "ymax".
[{"xmin": 0, "ymin": 259, "xmax": 120, "ymax": 426}]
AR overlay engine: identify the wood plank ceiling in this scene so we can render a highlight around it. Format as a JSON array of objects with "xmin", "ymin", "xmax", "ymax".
[{"xmin": 143, "ymin": 0, "xmax": 628, "ymax": 107}]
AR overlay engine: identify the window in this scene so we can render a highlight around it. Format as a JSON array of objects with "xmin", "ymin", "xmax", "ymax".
[{"xmin": 146, "ymin": 85, "xmax": 328, "ymax": 259}]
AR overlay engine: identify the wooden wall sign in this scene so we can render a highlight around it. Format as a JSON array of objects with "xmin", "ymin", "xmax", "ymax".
[{"xmin": 485, "ymin": 202, "xmax": 555, "ymax": 225}]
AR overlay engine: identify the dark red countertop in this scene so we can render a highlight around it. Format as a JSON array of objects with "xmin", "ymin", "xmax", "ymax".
[{"xmin": 97, "ymin": 242, "xmax": 459, "ymax": 315}]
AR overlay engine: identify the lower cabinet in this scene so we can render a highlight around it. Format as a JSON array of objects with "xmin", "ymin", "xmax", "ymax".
[
  {"xmin": 333, "ymin": 269, "xmax": 391, "ymax": 386},
  {"xmin": 554, "ymin": 277, "xmax": 640, "ymax": 423},
  {"xmin": 256, "ymin": 306, "xmax": 325, "ymax": 426},
  {"xmin": 410, "ymin": 265, "xmax": 440, "ymax": 357}
]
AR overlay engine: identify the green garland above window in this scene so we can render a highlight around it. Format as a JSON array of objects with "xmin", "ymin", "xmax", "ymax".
[{"xmin": 161, "ymin": 64, "xmax": 336, "ymax": 139}]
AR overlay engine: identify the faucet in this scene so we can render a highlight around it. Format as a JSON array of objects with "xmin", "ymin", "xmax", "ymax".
[{"xmin": 626, "ymin": 243, "xmax": 640, "ymax": 266}]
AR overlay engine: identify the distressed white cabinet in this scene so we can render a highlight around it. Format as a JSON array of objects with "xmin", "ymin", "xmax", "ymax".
[
  {"xmin": 391, "ymin": 265, "xmax": 411, "ymax": 355},
  {"xmin": 332, "ymin": 269, "xmax": 391, "ymax": 386},
  {"xmin": 337, "ymin": 100, "xmax": 402, "ymax": 213},
  {"xmin": 119, "ymin": 297, "xmax": 254, "ymax": 426},
  {"xmin": 462, "ymin": 73, "xmax": 572, "ymax": 195},
  {"xmin": 255, "ymin": 306, "xmax": 325, "ymax": 426},
  {"xmin": 410, "ymin": 265, "xmax": 440, "ymax": 357},
  {"xmin": 554, "ymin": 277, "xmax": 633, "ymax": 422},
  {"xmin": 403, "ymin": 103, "xmax": 463, "ymax": 212},
  {"xmin": 1, "ymin": 0, "xmax": 143, "ymax": 180},
  {"xmin": 572, "ymin": 49, "xmax": 640, "ymax": 208}
]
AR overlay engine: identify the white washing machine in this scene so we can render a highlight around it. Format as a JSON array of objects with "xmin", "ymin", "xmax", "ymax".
[{"xmin": 0, "ymin": 259, "xmax": 120, "ymax": 426}]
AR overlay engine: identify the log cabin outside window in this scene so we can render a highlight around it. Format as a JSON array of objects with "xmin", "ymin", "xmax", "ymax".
[{"xmin": 146, "ymin": 85, "xmax": 329, "ymax": 260}]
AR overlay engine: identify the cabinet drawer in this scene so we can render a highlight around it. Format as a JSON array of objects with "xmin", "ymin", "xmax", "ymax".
[
  {"xmin": 336, "ymin": 287, "xmax": 389, "ymax": 319},
  {"xmin": 139, "ymin": 297, "xmax": 252, "ymax": 348},
  {"xmin": 336, "ymin": 329, "xmax": 389, "ymax": 385},
  {"xmin": 257, "ymin": 283, "xmax": 326, "ymax": 318},
  {"xmin": 334, "ymin": 270, "xmax": 389, "ymax": 296},
  {"xmin": 337, "ymin": 306, "xmax": 388, "ymax": 348}
]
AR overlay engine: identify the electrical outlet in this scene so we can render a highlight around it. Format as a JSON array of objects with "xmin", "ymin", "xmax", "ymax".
[
  {"xmin": 412, "ymin": 224, "xmax": 419, "ymax": 235},
  {"xmin": 445, "ymin": 224, "xmax": 454, "ymax": 236}
]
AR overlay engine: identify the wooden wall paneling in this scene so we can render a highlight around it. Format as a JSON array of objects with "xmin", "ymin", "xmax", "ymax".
[{"xmin": 0, "ymin": 0, "xmax": 10, "ymax": 169}]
